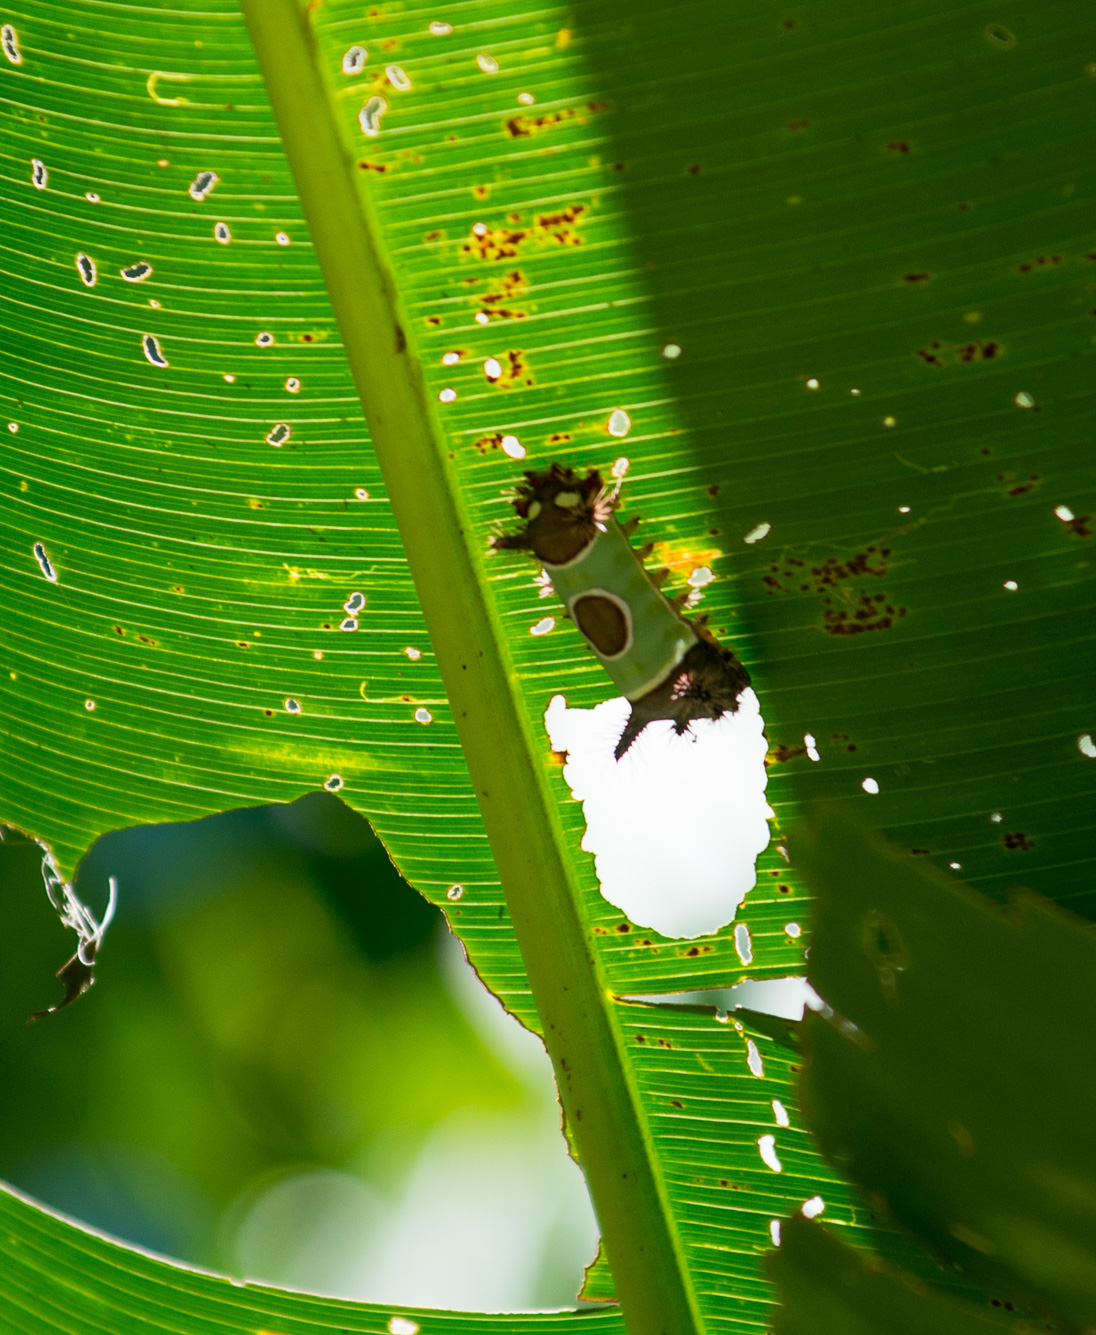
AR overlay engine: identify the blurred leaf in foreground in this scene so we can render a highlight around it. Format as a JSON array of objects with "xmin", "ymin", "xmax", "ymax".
[
  {"xmin": 769, "ymin": 1215, "xmax": 1032, "ymax": 1335},
  {"xmin": 791, "ymin": 805, "xmax": 1096, "ymax": 1327}
]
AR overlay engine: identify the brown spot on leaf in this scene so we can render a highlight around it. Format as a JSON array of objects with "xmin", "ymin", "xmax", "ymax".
[
  {"xmin": 767, "ymin": 743, "xmax": 808, "ymax": 765},
  {"xmin": 1003, "ymin": 831, "xmax": 1035, "ymax": 851},
  {"xmin": 1018, "ymin": 255, "xmax": 1065, "ymax": 272},
  {"xmin": 473, "ymin": 432, "xmax": 504, "ymax": 454},
  {"xmin": 903, "ymin": 272, "xmax": 929, "ymax": 283}
]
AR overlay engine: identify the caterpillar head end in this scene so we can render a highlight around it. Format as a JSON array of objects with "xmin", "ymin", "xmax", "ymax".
[{"xmin": 494, "ymin": 464, "xmax": 616, "ymax": 566}]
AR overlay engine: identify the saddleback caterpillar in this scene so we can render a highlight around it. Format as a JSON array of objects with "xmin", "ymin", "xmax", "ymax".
[{"xmin": 494, "ymin": 463, "xmax": 750, "ymax": 758}]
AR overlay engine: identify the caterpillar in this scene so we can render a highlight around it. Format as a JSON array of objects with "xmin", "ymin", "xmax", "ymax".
[{"xmin": 494, "ymin": 463, "xmax": 750, "ymax": 758}]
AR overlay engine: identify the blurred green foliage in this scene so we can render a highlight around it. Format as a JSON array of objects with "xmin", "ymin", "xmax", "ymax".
[{"xmin": 0, "ymin": 796, "xmax": 523, "ymax": 1272}]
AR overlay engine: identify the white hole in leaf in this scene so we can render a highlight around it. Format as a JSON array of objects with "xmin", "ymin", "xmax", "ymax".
[
  {"xmin": 898, "ymin": 505, "xmax": 911, "ymax": 513},
  {"xmin": 121, "ymin": 261, "xmax": 152, "ymax": 282},
  {"xmin": 805, "ymin": 378, "xmax": 819, "ymax": 390},
  {"xmin": 883, "ymin": 415, "xmax": 897, "ymax": 428},
  {"xmin": 286, "ymin": 377, "xmax": 301, "ymax": 393},
  {"xmin": 75, "ymin": 253, "xmax": 97, "ymax": 287},
  {"xmin": 284, "ymin": 698, "xmax": 302, "ymax": 714},
  {"xmin": 360, "ymin": 95, "xmax": 388, "ymax": 136},
  {"xmin": 990, "ymin": 810, "xmax": 1003, "ymax": 823},
  {"xmin": 850, "ymin": 387, "xmax": 861, "ymax": 396},
  {"xmin": 86, "ymin": 192, "xmax": 100, "ymax": 203},
  {"xmin": 2, "ymin": 24, "xmax": 22, "ymax": 64},
  {"xmin": 340, "ymin": 617, "xmax": 359, "ymax": 632},
  {"xmin": 442, "ymin": 351, "xmax": 460, "ymax": 365},
  {"xmin": 949, "ymin": 860, "xmax": 962, "ymax": 869},
  {"xmin": 343, "ymin": 592, "xmax": 366, "ymax": 614},
  {"xmin": 1014, "ymin": 391, "xmax": 1035, "ymax": 409},
  {"xmin": 446, "ymin": 884, "xmax": 463, "ymax": 900},
  {"xmin": 501, "ymin": 435, "xmax": 525, "ymax": 459},
  {"xmin": 439, "ymin": 387, "xmax": 457, "ymax": 403},
  {"xmin": 530, "ymin": 617, "xmax": 555, "ymax": 636},
  {"xmin": 1077, "ymin": 734, "xmax": 1096, "ymax": 758},
  {"xmin": 7, "ymin": 422, "xmax": 17, "ymax": 432},
  {"xmin": 861, "ymin": 777, "xmax": 880, "ymax": 795},
  {"xmin": 517, "ymin": 91, "xmax": 535, "ymax": 105},
  {"xmin": 476, "ymin": 52, "xmax": 499, "ymax": 72},
  {"xmin": 430, "ymin": 20, "xmax": 453, "ymax": 35},
  {"xmin": 785, "ymin": 922, "xmax": 801, "ymax": 938},
  {"xmin": 802, "ymin": 1196, "xmax": 825, "ymax": 1219},
  {"xmin": 224, "ymin": 374, "xmax": 235, "ymax": 383},
  {"xmin": 611, "ymin": 457, "xmax": 629, "ymax": 479},
  {"xmin": 661, "ymin": 343, "xmax": 682, "ymax": 359},
  {"xmin": 343, "ymin": 45, "xmax": 367, "ymax": 74},
  {"xmin": 188, "ymin": 170, "xmax": 218, "ymax": 202},
  {"xmin": 772, "ymin": 1099, "xmax": 790, "ymax": 1127},
  {"xmin": 324, "ymin": 774, "xmax": 344, "ymax": 792},
  {"xmin": 758, "ymin": 1135, "xmax": 782, "ymax": 1173},
  {"xmin": 404, "ymin": 646, "xmax": 422, "ymax": 660},
  {"xmin": 274, "ymin": 231, "xmax": 290, "ymax": 246},
  {"xmin": 743, "ymin": 522, "xmax": 771, "ymax": 545},
  {"xmin": 256, "ymin": 332, "xmax": 274, "ymax": 347},
  {"xmin": 354, "ymin": 487, "xmax": 369, "ymax": 500},
  {"xmin": 266, "ymin": 422, "xmax": 291, "ymax": 447},
  {"xmin": 214, "ymin": 221, "xmax": 231, "ymax": 244},
  {"xmin": 803, "ymin": 733, "xmax": 820, "ymax": 762},
  {"xmin": 745, "ymin": 1039, "xmax": 763, "ymax": 1077},
  {"xmin": 85, "ymin": 699, "xmax": 96, "ymax": 711},
  {"xmin": 484, "ymin": 357, "xmax": 503, "ymax": 380},
  {"xmin": 31, "ymin": 159, "xmax": 47, "ymax": 189},
  {"xmin": 769, "ymin": 1220, "xmax": 782, "ymax": 1247},
  {"xmin": 734, "ymin": 922, "xmax": 753, "ymax": 965},
  {"xmin": 388, "ymin": 1319, "xmax": 419, "ymax": 1335},
  {"xmin": 32, "ymin": 542, "xmax": 57, "ymax": 582},
  {"xmin": 386, "ymin": 65, "xmax": 411, "ymax": 90},
  {"xmin": 1056, "ymin": 505, "xmax": 1075, "ymax": 521},
  {"xmin": 149, "ymin": 299, "xmax": 162, "ymax": 309},
  {"xmin": 607, "ymin": 408, "xmax": 631, "ymax": 438},
  {"xmin": 1003, "ymin": 579, "xmax": 1018, "ymax": 591},
  {"xmin": 544, "ymin": 690, "xmax": 771, "ymax": 938},
  {"xmin": 142, "ymin": 334, "xmax": 168, "ymax": 367},
  {"xmin": 687, "ymin": 566, "xmax": 714, "ymax": 588},
  {"xmin": 415, "ymin": 707, "xmax": 433, "ymax": 724}
]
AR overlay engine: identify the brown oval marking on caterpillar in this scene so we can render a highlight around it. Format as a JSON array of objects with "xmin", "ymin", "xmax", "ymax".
[{"xmin": 572, "ymin": 591, "xmax": 632, "ymax": 658}]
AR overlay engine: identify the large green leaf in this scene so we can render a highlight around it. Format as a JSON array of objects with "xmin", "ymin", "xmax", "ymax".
[
  {"xmin": 789, "ymin": 806, "xmax": 1096, "ymax": 1327},
  {"xmin": 0, "ymin": 1178, "xmax": 624, "ymax": 1335},
  {"xmin": 1, "ymin": 0, "xmax": 1094, "ymax": 1329}
]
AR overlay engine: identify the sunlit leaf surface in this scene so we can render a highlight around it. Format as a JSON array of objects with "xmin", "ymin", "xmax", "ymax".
[
  {"xmin": 1, "ymin": 0, "xmax": 1094, "ymax": 1328},
  {"xmin": 0, "ymin": 1179, "xmax": 622, "ymax": 1335}
]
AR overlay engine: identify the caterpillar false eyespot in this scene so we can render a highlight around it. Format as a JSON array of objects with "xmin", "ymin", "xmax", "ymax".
[{"xmin": 493, "ymin": 463, "xmax": 750, "ymax": 758}]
